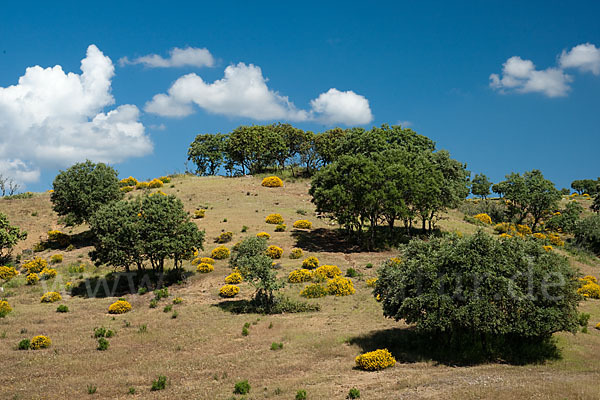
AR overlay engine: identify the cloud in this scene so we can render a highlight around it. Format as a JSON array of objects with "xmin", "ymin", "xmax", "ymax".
[
  {"xmin": 145, "ymin": 62, "xmax": 373, "ymax": 125},
  {"xmin": 489, "ymin": 56, "xmax": 572, "ymax": 97},
  {"xmin": 310, "ymin": 89, "xmax": 373, "ymax": 125},
  {"xmin": 0, "ymin": 45, "xmax": 152, "ymax": 184},
  {"xmin": 490, "ymin": 43, "xmax": 600, "ymax": 97},
  {"xmin": 559, "ymin": 43, "xmax": 600, "ymax": 75},
  {"xmin": 119, "ymin": 47, "xmax": 215, "ymax": 68}
]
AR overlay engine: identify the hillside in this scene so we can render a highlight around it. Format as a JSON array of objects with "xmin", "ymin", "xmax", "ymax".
[{"xmin": 1, "ymin": 174, "xmax": 599, "ymax": 399}]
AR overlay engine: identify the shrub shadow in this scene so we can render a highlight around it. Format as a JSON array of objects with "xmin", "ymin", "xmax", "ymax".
[
  {"xmin": 213, "ymin": 296, "xmax": 320, "ymax": 315},
  {"xmin": 348, "ymin": 327, "xmax": 561, "ymax": 366},
  {"xmin": 70, "ymin": 269, "xmax": 193, "ymax": 298}
]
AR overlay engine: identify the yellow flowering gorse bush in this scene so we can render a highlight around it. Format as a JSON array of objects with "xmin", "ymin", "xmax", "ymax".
[
  {"xmin": 23, "ymin": 257, "xmax": 48, "ymax": 274},
  {"xmin": 313, "ymin": 265, "xmax": 341, "ymax": 280},
  {"xmin": 41, "ymin": 292, "xmax": 62, "ymax": 303},
  {"xmin": 265, "ymin": 213, "xmax": 284, "ymax": 224},
  {"xmin": 0, "ymin": 266, "xmax": 19, "ymax": 280},
  {"xmin": 289, "ymin": 248, "xmax": 303, "ymax": 259},
  {"xmin": 326, "ymin": 276, "xmax": 355, "ymax": 296},
  {"xmin": 266, "ymin": 245, "xmax": 283, "ymax": 259},
  {"xmin": 196, "ymin": 262, "xmax": 214, "ymax": 273},
  {"xmin": 40, "ymin": 268, "xmax": 57, "ymax": 280},
  {"xmin": 288, "ymin": 269, "xmax": 313, "ymax": 283},
  {"xmin": 293, "ymin": 220, "xmax": 312, "ymax": 229},
  {"xmin": 355, "ymin": 349, "xmax": 396, "ymax": 371},
  {"xmin": 366, "ymin": 278, "xmax": 378, "ymax": 288},
  {"xmin": 26, "ymin": 273, "xmax": 39, "ymax": 285},
  {"xmin": 30, "ymin": 335, "xmax": 52, "ymax": 350},
  {"xmin": 543, "ymin": 245, "xmax": 553, "ymax": 252},
  {"xmin": 211, "ymin": 246, "xmax": 230, "ymax": 259},
  {"xmin": 225, "ymin": 272, "xmax": 243, "ymax": 284},
  {"xmin": 256, "ymin": 232, "xmax": 271, "ymax": 240},
  {"xmin": 219, "ymin": 284, "xmax": 240, "ymax": 298},
  {"xmin": 474, "ymin": 213, "xmax": 492, "ymax": 224},
  {"xmin": 194, "ymin": 209, "xmax": 206, "ymax": 219},
  {"xmin": 0, "ymin": 300, "xmax": 12, "ymax": 317},
  {"xmin": 261, "ymin": 176, "xmax": 283, "ymax": 187},
  {"xmin": 108, "ymin": 300, "xmax": 132, "ymax": 314},
  {"xmin": 301, "ymin": 256, "xmax": 319, "ymax": 270}
]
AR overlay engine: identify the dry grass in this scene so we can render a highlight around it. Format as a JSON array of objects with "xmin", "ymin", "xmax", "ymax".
[{"xmin": 1, "ymin": 175, "xmax": 599, "ymax": 399}]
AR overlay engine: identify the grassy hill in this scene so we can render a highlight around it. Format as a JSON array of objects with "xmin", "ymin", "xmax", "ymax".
[{"xmin": 1, "ymin": 174, "xmax": 599, "ymax": 399}]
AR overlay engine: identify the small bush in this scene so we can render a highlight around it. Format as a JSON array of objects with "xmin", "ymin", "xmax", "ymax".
[
  {"xmin": 154, "ymin": 288, "xmax": 169, "ymax": 300},
  {"xmin": 148, "ymin": 178, "xmax": 163, "ymax": 188},
  {"xmin": 135, "ymin": 181, "xmax": 150, "ymax": 190},
  {"xmin": 196, "ymin": 262, "xmax": 215, "ymax": 273},
  {"xmin": 256, "ymin": 232, "xmax": 271, "ymax": 240},
  {"xmin": 234, "ymin": 380, "xmax": 251, "ymax": 395},
  {"xmin": 270, "ymin": 342, "xmax": 284, "ymax": 350},
  {"xmin": 120, "ymin": 185, "xmax": 134, "ymax": 193},
  {"xmin": 574, "ymin": 215, "xmax": 600, "ymax": 255},
  {"xmin": 50, "ymin": 254, "xmax": 63, "ymax": 264},
  {"xmin": 327, "ymin": 276, "xmax": 355, "ymax": 296},
  {"xmin": 347, "ymin": 388, "xmax": 361, "ymax": 399},
  {"xmin": 219, "ymin": 284, "xmax": 240, "ymax": 298},
  {"xmin": 275, "ymin": 224, "xmax": 286, "ymax": 232},
  {"xmin": 159, "ymin": 176, "xmax": 171, "ymax": 183},
  {"xmin": 0, "ymin": 300, "xmax": 12, "ymax": 318},
  {"xmin": 288, "ymin": 269, "xmax": 313, "ymax": 283},
  {"xmin": 56, "ymin": 305, "xmax": 69, "ymax": 313},
  {"xmin": 194, "ymin": 209, "xmax": 206, "ymax": 219},
  {"xmin": 108, "ymin": 300, "xmax": 132, "ymax": 314},
  {"xmin": 215, "ymin": 231, "xmax": 233, "ymax": 244},
  {"xmin": 41, "ymin": 291, "xmax": 62, "ymax": 303},
  {"xmin": 97, "ymin": 337, "xmax": 109, "ymax": 351},
  {"xmin": 40, "ymin": 268, "xmax": 57, "ymax": 280},
  {"xmin": 261, "ymin": 176, "xmax": 283, "ymax": 188},
  {"xmin": 212, "ymin": 246, "xmax": 230, "ymax": 259},
  {"xmin": 548, "ymin": 233, "xmax": 565, "ymax": 247},
  {"xmin": 149, "ymin": 300, "xmax": 158, "ymax": 308},
  {"xmin": 172, "ymin": 297, "xmax": 183, "ymax": 304},
  {"xmin": 345, "ymin": 268, "xmax": 358, "ymax": 278},
  {"xmin": 293, "ymin": 220, "xmax": 312, "ymax": 230},
  {"xmin": 265, "ymin": 213, "xmax": 284, "ymax": 224},
  {"xmin": 355, "ymin": 348, "xmax": 396, "ymax": 371},
  {"xmin": 138, "ymin": 287, "xmax": 148, "ymax": 295},
  {"xmin": 225, "ymin": 272, "xmax": 243, "ymax": 284},
  {"xmin": 120, "ymin": 176, "xmax": 138, "ymax": 187},
  {"xmin": 30, "ymin": 335, "xmax": 52, "ymax": 350},
  {"xmin": 23, "ymin": 257, "xmax": 48, "ymax": 273},
  {"xmin": 301, "ymin": 256, "xmax": 319, "ymax": 270},
  {"xmin": 18, "ymin": 339, "xmax": 30, "ymax": 350},
  {"xmin": 578, "ymin": 282, "xmax": 600, "ymax": 299},
  {"xmin": 366, "ymin": 278, "xmax": 377, "ymax": 288},
  {"xmin": 266, "ymin": 245, "xmax": 283, "ymax": 259},
  {"xmin": 289, "ymin": 248, "xmax": 303, "ymax": 259},
  {"xmin": 241, "ymin": 225, "xmax": 248, "ymax": 232},
  {"xmin": 0, "ymin": 266, "xmax": 19, "ymax": 280},
  {"xmin": 313, "ymin": 265, "xmax": 341, "ymax": 280},
  {"xmin": 163, "ymin": 305, "xmax": 172, "ymax": 313},
  {"xmin": 26, "ymin": 273, "xmax": 39, "ymax": 285},
  {"xmin": 300, "ymin": 283, "xmax": 328, "ymax": 298},
  {"xmin": 295, "ymin": 389, "xmax": 307, "ymax": 400},
  {"xmin": 473, "ymin": 213, "xmax": 492, "ymax": 224},
  {"xmin": 151, "ymin": 375, "xmax": 167, "ymax": 391}
]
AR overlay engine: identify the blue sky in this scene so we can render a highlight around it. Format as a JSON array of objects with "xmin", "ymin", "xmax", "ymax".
[{"xmin": 0, "ymin": 1, "xmax": 598, "ymax": 192}]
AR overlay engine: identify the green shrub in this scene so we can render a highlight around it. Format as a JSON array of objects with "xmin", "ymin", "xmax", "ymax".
[
  {"xmin": 163, "ymin": 305, "xmax": 172, "ymax": 313},
  {"xmin": 347, "ymin": 388, "xmax": 361, "ymax": 399},
  {"xmin": 574, "ymin": 215, "xmax": 600, "ymax": 255},
  {"xmin": 154, "ymin": 288, "xmax": 169, "ymax": 300},
  {"xmin": 345, "ymin": 268, "xmax": 358, "ymax": 278},
  {"xmin": 97, "ymin": 337, "xmax": 109, "ymax": 351},
  {"xmin": 234, "ymin": 380, "xmax": 251, "ymax": 395},
  {"xmin": 151, "ymin": 375, "xmax": 167, "ymax": 391},
  {"xmin": 18, "ymin": 339, "xmax": 30, "ymax": 350},
  {"xmin": 56, "ymin": 305, "xmax": 69, "ymax": 313},
  {"xmin": 87, "ymin": 384, "xmax": 97, "ymax": 394},
  {"xmin": 149, "ymin": 299, "xmax": 158, "ymax": 308},
  {"xmin": 295, "ymin": 389, "xmax": 307, "ymax": 400},
  {"xmin": 138, "ymin": 287, "xmax": 148, "ymax": 295},
  {"xmin": 270, "ymin": 342, "xmax": 284, "ymax": 350},
  {"xmin": 215, "ymin": 231, "xmax": 233, "ymax": 243}
]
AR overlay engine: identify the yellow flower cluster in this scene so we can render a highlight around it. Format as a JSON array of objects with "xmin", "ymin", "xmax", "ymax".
[
  {"xmin": 583, "ymin": 275, "xmax": 598, "ymax": 283},
  {"xmin": 293, "ymin": 220, "xmax": 312, "ymax": 229},
  {"xmin": 261, "ymin": 176, "xmax": 283, "ymax": 187},
  {"xmin": 40, "ymin": 268, "xmax": 57, "ymax": 280},
  {"xmin": 173, "ymin": 297, "xmax": 183, "ymax": 304},
  {"xmin": 533, "ymin": 232, "xmax": 547, "ymax": 240},
  {"xmin": 50, "ymin": 254, "xmax": 63, "ymax": 264},
  {"xmin": 578, "ymin": 276, "xmax": 600, "ymax": 299},
  {"xmin": 41, "ymin": 292, "xmax": 62, "ymax": 303},
  {"xmin": 26, "ymin": 273, "xmax": 39, "ymax": 285},
  {"xmin": 136, "ymin": 181, "xmax": 150, "ymax": 189},
  {"xmin": 288, "ymin": 268, "xmax": 314, "ymax": 283},
  {"xmin": 0, "ymin": 300, "xmax": 12, "ymax": 317},
  {"xmin": 197, "ymin": 262, "xmax": 214, "ymax": 273},
  {"xmin": 256, "ymin": 232, "xmax": 271, "ymax": 240},
  {"xmin": 499, "ymin": 233, "xmax": 512, "ymax": 239},
  {"xmin": 300, "ymin": 283, "xmax": 328, "ymax": 298},
  {"xmin": 474, "ymin": 213, "xmax": 492, "ymax": 224},
  {"xmin": 543, "ymin": 245, "xmax": 553, "ymax": 252},
  {"xmin": 194, "ymin": 209, "xmax": 206, "ymax": 219},
  {"xmin": 23, "ymin": 257, "xmax": 48, "ymax": 273},
  {"xmin": 289, "ymin": 248, "xmax": 303, "ymax": 259},
  {"xmin": 548, "ymin": 234, "xmax": 564, "ymax": 247},
  {"xmin": 326, "ymin": 276, "xmax": 356, "ymax": 296},
  {"xmin": 47, "ymin": 230, "xmax": 70, "ymax": 246},
  {"xmin": 366, "ymin": 278, "xmax": 378, "ymax": 288},
  {"xmin": 219, "ymin": 284, "xmax": 240, "ymax": 298},
  {"xmin": 302, "ymin": 256, "xmax": 319, "ymax": 270},
  {"xmin": 596, "ymin": 322, "xmax": 600, "ymax": 330},
  {"xmin": 225, "ymin": 272, "xmax": 243, "ymax": 284},
  {"xmin": 355, "ymin": 349, "xmax": 396, "ymax": 371},
  {"xmin": 266, "ymin": 245, "xmax": 283, "ymax": 259},
  {"xmin": 265, "ymin": 213, "xmax": 284, "ymax": 224},
  {"xmin": 120, "ymin": 186, "xmax": 134, "ymax": 193},
  {"xmin": 313, "ymin": 265, "xmax": 342, "ymax": 280},
  {"xmin": 192, "ymin": 257, "xmax": 214, "ymax": 265},
  {"xmin": 65, "ymin": 282, "xmax": 73, "ymax": 291},
  {"xmin": 108, "ymin": 300, "xmax": 132, "ymax": 314},
  {"xmin": 516, "ymin": 224, "xmax": 532, "ymax": 236},
  {"xmin": 148, "ymin": 178, "xmax": 164, "ymax": 188},
  {"xmin": 389, "ymin": 257, "xmax": 402, "ymax": 266},
  {"xmin": 159, "ymin": 176, "xmax": 171, "ymax": 183},
  {"xmin": 120, "ymin": 176, "xmax": 138, "ymax": 186},
  {"xmin": 149, "ymin": 190, "xmax": 167, "ymax": 197},
  {"xmin": 0, "ymin": 266, "xmax": 19, "ymax": 280},
  {"xmin": 211, "ymin": 246, "xmax": 230, "ymax": 259},
  {"xmin": 30, "ymin": 335, "xmax": 52, "ymax": 350}
]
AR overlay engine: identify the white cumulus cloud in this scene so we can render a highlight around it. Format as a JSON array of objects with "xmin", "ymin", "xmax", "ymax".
[
  {"xmin": 0, "ymin": 45, "xmax": 153, "ymax": 184},
  {"xmin": 120, "ymin": 47, "xmax": 215, "ymax": 68},
  {"xmin": 145, "ymin": 62, "xmax": 373, "ymax": 125},
  {"xmin": 559, "ymin": 43, "xmax": 600, "ymax": 75}
]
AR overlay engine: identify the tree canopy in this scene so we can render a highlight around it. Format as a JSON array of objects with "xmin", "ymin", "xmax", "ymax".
[{"xmin": 0, "ymin": 212, "xmax": 27, "ymax": 262}]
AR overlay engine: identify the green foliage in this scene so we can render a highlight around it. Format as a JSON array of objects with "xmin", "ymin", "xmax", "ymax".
[
  {"xmin": 56, "ymin": 305, "xmax": 69, "ymax": 313},
  {"xmin": 545, "ymin": 201, "xmax": 583, "ymax": 234},
  {"xmin": 295, "ymin": 389, "xmax": 307, "ymax": 400},
  {"xmin": 234, "ymin": 380, "xmax": 251, "ymax": 395},
  {"xmin": 187, "ymin": 133, "xmax": 227, "ymax": 175},
  {"xmin": 345, "ymin": 268, "xmax": 358, "ymax": 278},
  {"xmin": 0, "ymin": 212, "xmax": 27, "ymax": 261},
  {"xmin": 592, "ymin": 192, "xmax": 600, "ymax": 214},
  {"xmin": 375, "ymin": 231, "xmax": 581, "ymax": 343},
  {"xmin": 154, "ymin": 288, "xmax": 169, "ymax": 300},
  {"xmin": 347, "ymin": 388, "xmax": 361, "ymax": 399},
  {"xmin": 18, "ymin": 339, "xmax": 30, "ymax": 350},
  {"xmin": 229, "ymin": 236, "xmax": 284, "ymax": 312},
  {"xmin": 270, "ymin": 342, "xmax": 283, "ymax": 350},
  {"xmin": 89, "ymin": 194, "xmax": 205, "ymax": 272},
  {"xmin": 97, "ymin": 337, "xmax": 109, "ymax": 351},
  {"xmin": 498, "ymin": 170, "xmax": 561, "ymax": 230},
  {"xmin": 51, "ymin": 160, "xmax": 123, "ymax": 225},
  {"xmin": 151, "ymin": 375, "xmax": 167, "ymax": 391},
  {"xmin": 471, "ymin": 173, "xmax": 492, "ymax": 199},
  {"xmin": 87, "ymin": 384, "xmax": 97, "ymax": 394},
  {"xmin": 574, "ymin": 215, "xmax": 600, "ymax": 255},
  {"xmin": 571, "ymin": 178, "xmax": 599, "ymax": 195}
]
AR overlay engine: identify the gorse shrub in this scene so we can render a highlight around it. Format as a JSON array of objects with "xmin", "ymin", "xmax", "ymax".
[
  {"xmin": 211, "ymin": 246, "xmax": 230, "ymax": 259},
  {"xmin": 366, "ymin": 278, "xmax": 377, "ymax": 288},
  {"xmin": 548, "ymin": 233, "xmax": 564, "ymax": 247},
  {"xmin": 0, "ymin": 300, "xmax": 12, "ymax": 318},
  {"xmin": 30, "ymin": 335, "xmax": 52, "ymax": 350},
  {"xmin": 275, "ymin": 224, "xmax": 286, "ymax": 232},
  {"xmin": 474, "ymin": 213, "xmax": 492, "ymax": 224},
  {"xmin": 159, "ymin": 176, "xmax": 171, "ymax": 183},
  {"xmin": 196, "ymin": 262, "xmax": 214, "ymax": 273},
  {"xmin": 50, "ymin": 254, "xmax": 63, "ymax": 264},
  {"xmin": 219, "ymin": 284, "xmax": 240, "ymax": 298},
  {"xmin": 256, "ymin": 232, "xmax": 271, "ymax": 240},
  {"xmin": 18, "ymin": 339, "xmax": 30, "ymax": 350},
  {"xmin": 41, "ymin": 292, "xmax": 62, "ymax": 303},
  {"xmin": 289, "ymin": 248, "xmax": 303, "ymax": 259},
  {"xmin": 288, "ymin": 269, "xmax": 313, "ymax": 283},
  {"xmin": 136, "ymin": 181, "xmax": 150, "ymax": 189},
  {"xmin": 327, "ymin": 276, "xmax": 355, "ymax": 296},
  {"xmin": 26, "ymin": 273, "xmax": 39, "ymax": 285},
  {"xmin": 120, "ymin": 186, "xmax": 134, "ymax": 193},
  {"xmin": 0, "ymin": 266, "xmax": 18, "ymax": 280},
  {"xmin": 300, "ymin": 283, "xmax": 328, "ymax": 298},
  {"xmin": 293, "ymin": 220, "xmax": 312, "ymax": 229},
  {"xmin": 172, "ymin": 297, "xmax": 183, "ymax": 304},
  {"xmin": 154, "ymin": 288, "xmax": 169, "ymax": 300},
  {"xmin": 23, "ymin": 257, "xmax": 47, "ymax": 273},
  {"xmin": 266, "ymin": 245, "xmax": 283, "ymax": 259},
  {"xmin": 40, "ymin": 268, "xmax": 57, "ymax": 280},
  {"xmin": 313, "ymin": 265, "xmax": 341, "ymax": 280},
  {"xmin": 347, "ymin": 388, "xmax": 361, "ymax": 399},
  {"xmin": 215, "ymin": 231, "xmax": 233, "ymax": 243},
  {"xmin": 301, "ymin": 256, "xmax": 319, "ymax": 270},
  {"xmin": 261, "ymin": 176, "xmax": 283, "ymax": 188},
  {"xmin": 265, "ymin": 214, "xmax": 284, "ymax": 224},
  {"xmin": 119, "ymin": 176, "xmax": 138, "ymax": 187},
  {"xmin": 194, "ymin": 209, "xmax": 206, "ymax": 219},
  {"xmin": 148, "ymin": 178, "xmax": 163, "ymax": 188},
  {"xmin": 225, "ymin": 272, "xmax": 243, "ymax": 284},
  {"xmin": 108, "ymin": 300, "xmax": 132, "ymax": 314},
  {"xmin": 355, "ymin": 349, "xmax": 396, "ymax": 371},
  {"xmin": 295, "ymin": 389, "xmax": 307, "ymax": 400},
  {"xmin": 578, "ymin": 275, "xmax": 600, "ymax": 299},
  {"xmin": 97, "ymin": 337, "xmax": 109, "ymax": 351}
]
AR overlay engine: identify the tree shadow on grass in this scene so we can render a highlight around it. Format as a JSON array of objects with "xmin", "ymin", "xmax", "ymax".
[
  {"xmin": 291, "ymin": 228, "xmax": 365, "ymax": 253},
  {"xmin": 70, "ymin": 269, "xmax": 193, "ymax": 298},
  {"xmin": 348, "ymin": 327, "xmax": 561, "ymax": 366},
  {"xmin": 213, "ymin": 296, "xmax": 320, "ymax": 315}
]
